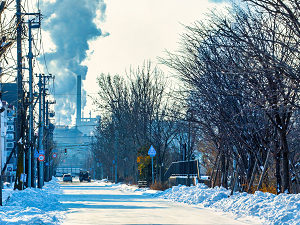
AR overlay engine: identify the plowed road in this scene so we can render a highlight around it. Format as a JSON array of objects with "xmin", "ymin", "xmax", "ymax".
[{"xmin": 59, "ymin": 181, "xmax": 260, "ymax": 225}]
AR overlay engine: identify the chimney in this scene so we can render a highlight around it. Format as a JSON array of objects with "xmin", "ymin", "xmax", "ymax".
[{"xmin": 76, "ymin": 75, "xmax": 81, "ymax": 126}]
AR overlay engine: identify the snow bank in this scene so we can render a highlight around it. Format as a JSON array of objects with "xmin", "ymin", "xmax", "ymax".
[
  {"xmin": 113, "ymin": 182, "xmax": 158, "ymax": 195},
  {"xmin": 158, "ymin": 183, "xmax": 230, "ymax": 206},
  {"xmin": 153, "ymin": 183, "xmax": 300, "ymax": 225},
  {"xmin": 0, "ymin": 180, "xmax": 64, "ymax": 224},
  {"xmin": 213, "ymin": 191, "xmax": 300, "ymax": 225},
  {"xmin": 94, "ymin": 181, "xmax": 300, "ymax": 224}
]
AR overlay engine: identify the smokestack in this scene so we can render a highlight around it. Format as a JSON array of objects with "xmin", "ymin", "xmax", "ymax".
[{"xmin": 76, "ymin": 75, "xmax": 81, "ymax": 126}]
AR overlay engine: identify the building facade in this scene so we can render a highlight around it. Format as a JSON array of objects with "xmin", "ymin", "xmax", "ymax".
[{"xmin": 0, "ymin": 101, "xmax": 16, "ymax": 180}]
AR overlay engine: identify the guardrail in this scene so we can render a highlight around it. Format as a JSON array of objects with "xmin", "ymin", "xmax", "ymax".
[{"xmin": 138, "ymin": 180, "xmax": 148, "ymax": 188}]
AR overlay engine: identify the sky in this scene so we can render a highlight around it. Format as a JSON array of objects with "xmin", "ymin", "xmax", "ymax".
[{"xmin": 39, "ymin": 0, "xmax": 231, "ymax": 125}]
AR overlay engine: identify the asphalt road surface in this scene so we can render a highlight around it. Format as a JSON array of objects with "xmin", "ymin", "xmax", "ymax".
[{"xmin": 59, "ymin": 180, "xmax": 260, "ymax": 225}]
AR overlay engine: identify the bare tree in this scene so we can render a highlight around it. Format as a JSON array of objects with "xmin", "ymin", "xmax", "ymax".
[
  {"xmin": 160, "ymin": 2, "xmax": 300, "ymax": 193},
  {"xmin": 92, "ymin": 61, "xmax": 180, "ymax": 183}
]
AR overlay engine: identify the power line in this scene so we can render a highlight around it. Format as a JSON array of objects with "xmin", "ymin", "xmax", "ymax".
[{"xmin": 53, "ymin": 93, "xmax": 99, "ymax": 96}]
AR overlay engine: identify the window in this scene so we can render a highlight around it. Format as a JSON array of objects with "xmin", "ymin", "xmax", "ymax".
[
  {"xmin": 7, "ymin": 117, "xmax": 13, "ymax": 122},
  {"xmin": 6, "ymin": 142, "xmax": 14, "ymax": 148},
  {"xmin": 6, "ymin": 133, "xmax": 14, "ymax": 140},
  {"xmin": 7, "ymin": 125, "xmax": 14, "ymax": 131}
]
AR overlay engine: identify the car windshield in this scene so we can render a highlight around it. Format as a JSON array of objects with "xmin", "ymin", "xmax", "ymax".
[{"xmin": 64, "ymin": 175, "xmax": 71, "ymax": 177}]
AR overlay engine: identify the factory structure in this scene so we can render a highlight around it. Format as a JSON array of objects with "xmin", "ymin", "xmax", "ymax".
[{"xmin": 54, "ymin": 75, "xmax": 99, "ymax": 175}]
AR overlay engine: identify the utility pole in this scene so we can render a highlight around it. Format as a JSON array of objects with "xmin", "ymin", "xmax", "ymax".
[
  {"xmin": 112, "ymin": 101, "xmax": 118, "ymax": 184},
  {"xmin": 45, "ymin": 100, "xmax": 49, "ymax": 182},
  {"xmin": 115, "ymin": 131, "xmax": 118, "ymax": 183},
  {"xmin": 46, "ymin": 99, "xmax": 55, "ymax": 181},
  {"xmin": 27, "ymin": 15, "xmax": 40, "ymax": 188},
  {"xmin": 43, "ymin": 75, "xmax": 46, "ymax": 185},
  {"xmin": 28, "ymin": 19, "xmax": 33, "ymax": 188},
  {"xmin": 38, "ymin": 74, "xmax": 44, "ymax": 188},
  {"xmin": 38, "ymin": 74, "xmax": 52, "ymax": 187},
  {"xmin": 15, "ymin": 0, "xmax": 24, "ymax": 190},
  {"xmin": 187, "ymin": 111, "xmax": 191, "ymax": 187}
]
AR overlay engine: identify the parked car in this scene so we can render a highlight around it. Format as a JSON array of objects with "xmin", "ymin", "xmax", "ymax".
[
  {"xmin": 63, "ymin": 174, "xmax": 72, "ymax": 182},
  {"xmin": 55, "ymin": 172, "xmax": 63, "ymax": 177},
  {"xmin": 79, "ymin": 171, "xmax": 91, "ymax": 182}
]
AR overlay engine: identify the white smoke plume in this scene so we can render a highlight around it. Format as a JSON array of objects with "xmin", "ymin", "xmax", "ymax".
[{"xmin": 39, "ymin": 0, "xmax": 108, "ymax": 125}]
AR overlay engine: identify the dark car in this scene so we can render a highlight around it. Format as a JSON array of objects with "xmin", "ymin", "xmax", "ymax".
[
  {"xmin": 63, "ymin": 174, "xmax": 72, "ymax": 182},
  {"xmin": 79, "ymin": 171, "xmax": 91, "ymax": 182},
  {"xmin": 55, "ymin": 172, "xmax": 63, "ymax": 177}
]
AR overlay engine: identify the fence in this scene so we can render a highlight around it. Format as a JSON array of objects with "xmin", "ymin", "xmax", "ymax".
[{"xmin": 164, "ymin": 160, "xmax": 201, "ymax": 182}]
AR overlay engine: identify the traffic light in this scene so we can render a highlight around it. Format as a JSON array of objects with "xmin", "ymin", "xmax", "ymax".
[{"xmin": 64, "ymin": 149, "xmax": 67, "ymax": 155}]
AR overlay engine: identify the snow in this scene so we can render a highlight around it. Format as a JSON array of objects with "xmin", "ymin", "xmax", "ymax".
[
  {"xmin": 0, "ymin": 178, "xmax": 65, "ymax": 224},
  {"xmin": 260, "ymin": 166, "xmax": 264, "ymax": 171},
  {"xmin": 1, "ymin": 178, "xmax": 300, "ymax": 224},
  {"xmin": 115, "ymin": 183, "xmax": 300, "ymax": 225}
]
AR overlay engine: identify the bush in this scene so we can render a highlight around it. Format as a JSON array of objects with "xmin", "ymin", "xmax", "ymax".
[
  {"xmin": 150, "ymin": 180, "xmax": 169, "ymax": 191},
  {"xmin": 124, "ymin": 176, "xmax": 135, "ymax": 185}
]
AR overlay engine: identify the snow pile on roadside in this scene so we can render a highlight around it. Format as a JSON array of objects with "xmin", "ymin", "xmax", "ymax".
[
  {"xmin": 213, "ymin": 191, "xmax": 300, "ymax": 225},
  {"xmin": 94, "ymin": 179, "xmax": 113, "ymax": 186},
  {"xmin": 116, "ymin": 183, "xmax": 139, "ymax": 191},
  {"xmin": 104, "ymin": 180, "xmax": 300, "ymax": 224},
  {"xmin": 0, "ymin": 180, "xmax": 64, "ymax": 224},
  {"xmin": 114, "ymin": 182, "xmax": 158, "ymax": 194},
  {"xmin": 158, "ymin": 183, "xmax": 230, "ymax": 206},
  {"xmin": 154, "ymin": 183, "xmax": 300, "ymax": 225}
]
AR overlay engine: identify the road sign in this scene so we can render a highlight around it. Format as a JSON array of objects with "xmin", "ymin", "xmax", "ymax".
[
  {"xmin": 52, "ymin": 153, "xmax": 57, "ymax": 158},
  {"xmin": 39, "ymin": 150, "xmax": 45, "ymax": 155},
  {"xmin": 148, "ymin": 145, "xmax": 156, "ymax": 157},
  {"xmin": 148, "ymin": 145, "xmax": 156, "ymax": 186},
  {"xmin": 38, "ymin": 154, "xmax": 45, "ymax": 162},
  {"xmin": 34, "ymin": 149, "xmax": 39, "ymax": 158},
  {"xmin": 52, "ymin": 149, "xmax": 58, "ymax": 153}
]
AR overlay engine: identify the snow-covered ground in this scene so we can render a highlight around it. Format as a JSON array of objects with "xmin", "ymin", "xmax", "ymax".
[
  {"xmin": 114, "ymin": 182, "xmax": 300, "ymax": 225},
  {"xmin": 0, "ymin": 179, "xmax": 298, "ymax": 224},
  {"xmin": 0, "ymin": 178, "xmax": 65, "ymax": 224},
  {"xmin": 60, "ymin": 180, "xmax": 250, "ymax": 224}
]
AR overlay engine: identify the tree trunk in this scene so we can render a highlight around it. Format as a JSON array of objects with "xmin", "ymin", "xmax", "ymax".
[
  {"xmin": 210, "ymin": 151, "xmax": 220, "ymax": 188},
  {"xmin": 224, "ymin": 156, "xmax": 229, "ymax": 189},
  {"xmin": 212, "ymin": 154, "xmax": 221, "ymax": 188},
  {"xmin": 280, "ymin": 132, "xmax": 290, "ymax": 193},
  {"xmin": 257, "ymin": 148, "xmax": 271, "ymax": 191},
  {"xmin": 220, "ymin": 151, "xmax": 226, "ymax": 187},
  {"xmin": 14, "ymin": 144, "xmax": 24, "ymax": 190},
  {"xmin": 230, "ymin": 164, "xmax": 239, "ymax": 195},
  {"xmin": 247, "ymin": 158, "xmax": 257, "ymax": 193},
  {"xmin": 275, "ymin": 151, "xmax": 281, "ymax": 195}
]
